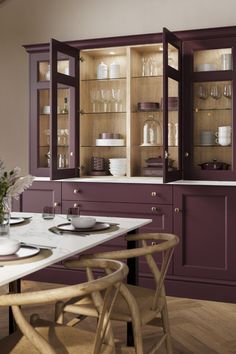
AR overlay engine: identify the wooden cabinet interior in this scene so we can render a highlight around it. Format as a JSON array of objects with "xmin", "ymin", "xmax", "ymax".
[
  {"xmin": 191, "ymin": 47, "xmax": 233, "ymax": 174},
  {"xmin": 79, "ymin": 43, "xmax": 178, "ymax": 178}
]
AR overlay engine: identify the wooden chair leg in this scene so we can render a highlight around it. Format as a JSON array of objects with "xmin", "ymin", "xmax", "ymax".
[
  {"xmin": 161, "ymin": 303, "xmax": 173, "ymax": 354},
  {"xmin": 55, "ymin": 301, "xmax": 65, "ymax": 324}
]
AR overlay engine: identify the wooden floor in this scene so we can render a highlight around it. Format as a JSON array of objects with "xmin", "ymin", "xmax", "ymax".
[{"xmin": 1, "ymin": 281, "xmax": 236, "ymax": 354}]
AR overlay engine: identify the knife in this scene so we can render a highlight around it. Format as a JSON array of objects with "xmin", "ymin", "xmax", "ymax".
[{"xmin": 20, "ymin": 242, "xmax": 57, "ymax": 250}]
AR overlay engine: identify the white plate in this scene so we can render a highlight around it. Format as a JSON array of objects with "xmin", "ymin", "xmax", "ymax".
[
  {"xmin": 10, "ymin": 217, "xmax": 25, "ymax": 225},
  {"xmin": 0, "ymin": 246, "xmax": 40, "ymax": 261},
  {"xmin": 96, "ymin": 139, "xmax": 125, "ymax": 146}
]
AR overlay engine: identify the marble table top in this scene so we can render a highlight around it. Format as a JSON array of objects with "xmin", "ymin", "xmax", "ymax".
[{"xmin": 0, "ymin": 213, "xmax": 151, "ymax": 287}]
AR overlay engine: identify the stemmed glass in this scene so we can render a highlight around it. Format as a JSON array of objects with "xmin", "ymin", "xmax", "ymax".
[
  {"xmin": 223, "ymin": 84, "xmax": 232, "ymax": 99},
  {"xmin": 210, "ymin": 85, "xmax": 221, "ymax": 100},
  {"xmin": 197, "ymin": 85, "xmax": 208, "ymax": 100},
  {"xmin": 90, "ymin": 89, "xmax": 97, "ymax": 113},
  {"xmin": 100, "ymin": 89, "xmax": 110, "ymax": 112},
  {"xmin": 111, "ymin": 88, "xmax": 121, "ymax": 112}
]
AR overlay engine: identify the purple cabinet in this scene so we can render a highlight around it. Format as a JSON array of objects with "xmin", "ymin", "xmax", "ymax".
[
  {"xmin": 20, "ymin": 181, "xmax": 61, "ymax": 213},
  {"xmin": 172, "ymin": 185, "xmax": 236, "ymax": 302}
]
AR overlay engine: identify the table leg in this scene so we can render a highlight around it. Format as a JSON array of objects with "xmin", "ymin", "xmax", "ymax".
[
  {"xmin": 9, "ymin": 279, "xmax": 21, "ymax": 333},
  {"xmin": 126, "ymin": 229, "xmax": 139, "ymax": 347}
]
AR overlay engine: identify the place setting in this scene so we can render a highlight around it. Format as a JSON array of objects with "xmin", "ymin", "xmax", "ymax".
[
  {"xmin": 0, "ymin": 237, "xmax": 53, "ymax": 266},
  {"xmin": 49, "ymin": 207, "xmax": 119, "ymax": 236}
]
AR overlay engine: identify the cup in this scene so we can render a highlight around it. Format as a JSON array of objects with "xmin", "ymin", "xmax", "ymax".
[
  {"xmin": 218, "ymin": 125, "xmax": 231, "ymax": 134},
  {"xmin": 221, "ymin": 53, "xmax": 232, "ymax": 70},
  {"xmin": 217, "ymin": 136, "xmax": 231, "ymax": 146},
  {"xmin": 216, "ymin": 126, "xmax": 231, "ymax": 146},
  {"xmin": 42, "ymin": 206, "xmax": 55, "ymax": 220},
  {"xmin": 200, "ymin": 131, "xmax": 215, "ymax": 145}
]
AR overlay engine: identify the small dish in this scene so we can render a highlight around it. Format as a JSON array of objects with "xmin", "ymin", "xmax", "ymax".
[
  {"xmin": 71, "ymin": 216, "xmax": 96, "ymax": 229},
  {"xmin": 0, "ymin": 238, "xmax": 20, "ymax": 256}
]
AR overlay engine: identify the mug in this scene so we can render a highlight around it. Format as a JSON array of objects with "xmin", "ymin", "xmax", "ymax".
[
  {"xmin": 200, "ymin": 131, "xmax": 215, "ymax": 145},
  {"xmin": 216, "ymin": 136, "xmax": 231, "ymax": 146},
  {"xmin": 216, "ymin": 128, "xmax": 231, "ymax": 146},
  {"xmin": 218, "ymin": 125, "xmax": 231, "ymax": 134}
]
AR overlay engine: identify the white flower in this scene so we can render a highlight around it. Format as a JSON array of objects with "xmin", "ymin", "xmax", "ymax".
[{"xmin": 7, "ymin": 175, "xmax": 35, "ymax": 199}]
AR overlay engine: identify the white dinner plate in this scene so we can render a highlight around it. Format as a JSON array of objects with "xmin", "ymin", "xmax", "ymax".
[
  {"xmin": 10, "ymin": 217, "xmax": 25, "ymax": 225},
  {"xmin": 0, "ymin": 245, "xmax": 40, "ymax": 261}
]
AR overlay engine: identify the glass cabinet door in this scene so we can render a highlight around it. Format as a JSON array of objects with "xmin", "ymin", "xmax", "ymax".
[
  {"xmin": 183, "ymin": 38, "xmax": 235, "ymax": 180},
  {"xmin": 30, "ymin": 53, "xmax": 51, "ymax": 177},
  {"xmin": 163, "ymin": 27, "xmax": 182, "ymax": 182},
  {"xmin": 50, "ymin": 38, "xmax": 79, "ymax": 180}
]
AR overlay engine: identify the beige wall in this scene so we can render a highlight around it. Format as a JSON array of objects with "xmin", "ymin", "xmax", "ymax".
[{"xmin": 0, "ymin": 0, "xmax": 236, "ymax": 173}]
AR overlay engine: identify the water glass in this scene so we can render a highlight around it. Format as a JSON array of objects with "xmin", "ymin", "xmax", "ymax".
[
  {"xmin": 67, "ymin": 207, "xmax": 80, "ymax": 222},
  {"xmin": 42, "ymin": 206, "xmax": 55, "ymax": 220}
]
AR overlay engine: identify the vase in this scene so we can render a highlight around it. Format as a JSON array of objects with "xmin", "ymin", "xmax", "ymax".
[{"xmin": 0, "ymin": 197, "xmax": 11, "ymax": 236}]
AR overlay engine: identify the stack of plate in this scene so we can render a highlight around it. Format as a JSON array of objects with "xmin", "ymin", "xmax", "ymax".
[
  {"xmin": 137, "ymin": 102, "xmax": 160, "ymax": 112},
  {"xmin": 96, "ymin": 132, "xmax": 124, "ymax": 146},
  {"xmin": 109, "ymin": 158, "xmax": 127, "ymax": 176}
]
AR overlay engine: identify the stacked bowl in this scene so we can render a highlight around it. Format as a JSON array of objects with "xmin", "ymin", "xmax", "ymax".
[{"xmin": 109, "ymin": 158, "xmax": 127, "ymax": 176}]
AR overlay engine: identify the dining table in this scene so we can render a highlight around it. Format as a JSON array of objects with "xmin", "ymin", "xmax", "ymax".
[{"xmin": 0, "ymin": 212, "xmax": 152, "ymax": 338}]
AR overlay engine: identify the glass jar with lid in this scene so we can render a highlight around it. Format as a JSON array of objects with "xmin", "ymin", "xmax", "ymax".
[{"xmin": 142, "ymin": 114, "xmax": 161, "ymax": 146}]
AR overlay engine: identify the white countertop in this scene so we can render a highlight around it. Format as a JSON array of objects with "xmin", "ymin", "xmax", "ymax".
[
  {"xmin": 0, "ymin": 213, "xmax": 151, "ymax": 287},
  {"xmin": 34, "ymin": 176, "xmax": 236, "ymax": 186}
]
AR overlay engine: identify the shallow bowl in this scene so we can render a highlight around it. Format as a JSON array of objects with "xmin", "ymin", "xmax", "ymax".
[
  {"xmin": 71, "ymin": 216, "xmax": 96, "ymax": 229},
  {"xmin": 0, "ymin": 238, "xmax": 20, "ymax": 256}
]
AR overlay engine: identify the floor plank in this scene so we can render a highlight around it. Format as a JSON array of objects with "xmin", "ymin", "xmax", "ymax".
[{"xmin": 1, "ymin": 281, "xmax": 236, "ymax": 353}]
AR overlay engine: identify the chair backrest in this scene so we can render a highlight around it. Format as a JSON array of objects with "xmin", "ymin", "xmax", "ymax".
[
  {"xmin": 0, "ymin": 258, "xmax": 128, "ymax": 354},
  {"xmin": 79, "ymin": 233, "xmax": 179, "ymax": 312}
]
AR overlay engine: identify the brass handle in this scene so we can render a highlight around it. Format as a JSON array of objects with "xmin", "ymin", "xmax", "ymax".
[
  {"xmin": 151, "ymin": 192, "xmax": 158, "ymax": 197},
  {"xmin": 151, "ymin": 207, "xmax": 161, "ymax": 213},
  {"xmin": 174, "ymin": 207, "xmax": 181, "ymax": 213}
]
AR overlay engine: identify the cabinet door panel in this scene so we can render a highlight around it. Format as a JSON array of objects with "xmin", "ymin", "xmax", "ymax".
[
  {"xmin": 21, "ymin": 181, "xmax": 61, "ymax": 213},
  {"xmin": 174, "ymin": 186, "xmax": 236, "ymax": 280}
]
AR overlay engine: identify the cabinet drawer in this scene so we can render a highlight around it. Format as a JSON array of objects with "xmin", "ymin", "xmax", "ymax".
[
  {"xmin": 62, "ymin": 200, "xmax": 172, "ymax": 234},
  {"xmin": 62, "ymin": 182, "xmax": 172, "ymax": 204}
]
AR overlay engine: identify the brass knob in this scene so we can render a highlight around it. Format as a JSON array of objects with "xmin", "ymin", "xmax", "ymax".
[
  {"xmin": 185, "ymin": 152, "xmax": 189, "ymax": 158},
  {"xmin": 151, "ymin": 192, "xmax": 157, "ymax": 197},
  {"xmin": 73, "ymin": 203, "xmax": 78, "ymax": 208},
  {"xmin": 151, "ymin": 242, "xmax": 157, "ymax": 246},
  {"xmin": 53, "ymin": 202, "xmax": 60, "ymax": 207},
  {"xmin": 73, "ymin": 189, "xmax": 79, "ymax": 194},
  {"xmin": 174, "ymin": 207, "xmax": 181, "ymax": 213}
]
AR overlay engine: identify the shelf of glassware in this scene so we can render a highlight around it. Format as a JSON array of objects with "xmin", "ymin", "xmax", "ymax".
[
  {"xmin": 193, "ymin": 80, "xmax": 232, "ymax": 170},
  {"xmin": 39, "ymin": 112, "xmax": 69, "ymax": 169}
]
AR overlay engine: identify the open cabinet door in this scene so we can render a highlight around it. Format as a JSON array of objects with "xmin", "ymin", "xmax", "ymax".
[
  {"xmin": 163, "ymin": 28, "xmax": 183, "ymax": 182},
  {"xmin": 50, "ymin": 38, "xmax": 80, "ymax": 180}
]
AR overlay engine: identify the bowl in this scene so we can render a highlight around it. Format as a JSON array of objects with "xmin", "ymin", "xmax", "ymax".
[
  {"xmin": 71, "ymin": 216, "xmax": 96, "ymax": 229},
  {"xmin": 0, "ymin": 238, "xmax": 20, "ymax": 256}
]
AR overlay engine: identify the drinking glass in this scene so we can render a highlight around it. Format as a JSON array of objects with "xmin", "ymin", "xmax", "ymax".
[
  {"xmin": 197, "ymin": 85, "xmax": 208, "ymax": 100},
  {"xmin": 67, "ymin": 207, "xmax": 80, "ymax": 222},
  {"xmin": 90, "ymin": 89, "xmax": 97, "ymax": 112},
  {"xmin": 42, "ymin": 206, "xmax": 55, "ymax": 220},
  {"xmin": 111, "ymin": 88, "xmax": 121, "ymax": 112},
  {"xmin": 210, "ymin": 85, "xmax": 221, "ymax": 100},
  {"xmin": 223, "ymin": 84, "xmax": 232, "ymax": 98}
]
